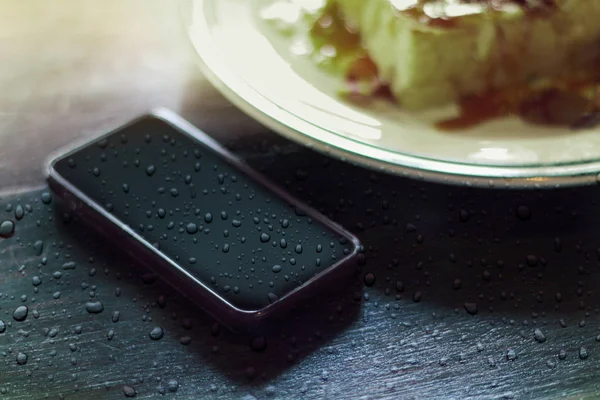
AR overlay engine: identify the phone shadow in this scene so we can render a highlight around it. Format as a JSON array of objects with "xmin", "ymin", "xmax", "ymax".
[
  {"xmin": 50, "ymin": 198, "xmax": 364, "ymax": 387},
  {"xmin": 228, "ymin": 131, "xmax": 600, "ymax": 326}
]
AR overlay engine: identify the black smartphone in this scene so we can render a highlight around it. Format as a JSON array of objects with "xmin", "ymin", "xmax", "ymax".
[{"xmin": 47, "ymin": 109, "xmax": 360, "ymax": 332}]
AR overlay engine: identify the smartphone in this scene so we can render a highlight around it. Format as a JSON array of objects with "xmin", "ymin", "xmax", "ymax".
[{"xmin": 47, "ymin": 109, "xmax": 360, "ymax": 332}]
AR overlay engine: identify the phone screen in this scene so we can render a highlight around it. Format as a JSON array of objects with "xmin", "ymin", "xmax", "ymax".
[{"xmin": 51, "ymin": 116, "xmax": 356, "ymax": 311}]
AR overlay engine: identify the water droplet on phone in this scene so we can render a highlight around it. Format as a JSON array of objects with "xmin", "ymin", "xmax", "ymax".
[
  {"xmin": 167, "ymin": 379, "xmax": 179, "ymax": 393},
  {"xmin": 272, "ymin": 265, "xmax": 282, "ymax": 273},
  {"xmin": 186, "ymin": 223, "xmax": 198, "ymax": 234},
  {"xmin": 0, "ymin": 321, "xmax": 5, "ymax": 333},
  {"xmin": 112, "ymin": 311, "xmax": 120, "ymax": 323},
  {"xmin": 13, "ymin": 305, "xmax": 28, "ymax": 321},
  {"xmin": 0, "ymin": 220, "xmax": 15, "ymax": 238},
  {"xmin": 41, "ymin": 192, "xmax": 52, "ymax": 204},
  {"xmin": 506, "ymin": 349, "xmax": 517, "ymax": 361},
  {"xmin": 33, "ymin": 240, "xmax": 44, "ymax": 256},
  {"xmin": 62, "ymin": 261, "xmax": 76, "ymax": 270},
  {"xmin": 260, "ymin": 233, "xmax": 271, "ymax": 243},
  {"xmin": 579, "ymin": 347, "xmax": 589, "ymax": 360},
  {"xmin": 146, "ymin": 165, "xmax": 156, "ymax": 176}
]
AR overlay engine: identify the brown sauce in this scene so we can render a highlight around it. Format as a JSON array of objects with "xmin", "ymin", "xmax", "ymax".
[
  {"xmin": 437, "ymin": 83, "xmax": 600, "ymax": 131},
  {"xmin": 310, "ymin": 3, "xmax": 393, "ymax": 101}
]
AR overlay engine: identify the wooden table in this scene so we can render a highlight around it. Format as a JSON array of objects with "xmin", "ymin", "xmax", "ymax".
[{"xmin": 3, "ymin": 1, "xmax": 600, "ymax": 399}]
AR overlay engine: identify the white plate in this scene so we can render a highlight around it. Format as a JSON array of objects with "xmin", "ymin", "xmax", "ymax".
[{"xmin": 182, "ymin": 0, "xmax": 600, "ymax": 188}]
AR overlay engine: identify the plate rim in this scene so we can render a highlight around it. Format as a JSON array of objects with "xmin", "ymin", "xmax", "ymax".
[{"xmin": 182, "ymin": 0, "xmax": 600, "ymax": 189}]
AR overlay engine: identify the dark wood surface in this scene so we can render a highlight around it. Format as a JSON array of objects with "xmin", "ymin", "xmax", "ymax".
[{"xmin": 3, "ymin": 1, "xmax": 600, "ymax": 399}]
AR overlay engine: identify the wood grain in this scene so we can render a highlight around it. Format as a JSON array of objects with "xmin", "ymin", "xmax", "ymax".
[{"xmin": 3, "ymin": 1, "xmax": 600, "ymax": 400}]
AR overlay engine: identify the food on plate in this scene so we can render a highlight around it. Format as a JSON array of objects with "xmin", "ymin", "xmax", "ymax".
[{"xmin": 309, "ymin": 0, "xmax": 600, "ymax": 129}]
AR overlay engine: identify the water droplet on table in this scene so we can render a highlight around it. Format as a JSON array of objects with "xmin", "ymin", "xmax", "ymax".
[
  {"xmin": 167, "ymin": 379, "xmax": 179, "ymax": 392},
  {"xmin": 364, "ymin": 272, "xmax": 376, "ymax": 287},
  {"xmin": 16, "ymin": 352, "xmax": 27, "ymax": 365},
  {"xmin": 533, "ymin": 328, "xmax": 546, "ymax": 343},
  {"xmin": 149, "ymin": 327, "xmax": 164, "ymax": 340},
  {"xmin": 516, "ymin": 206, "xmax": 531, "ymax": 221},
  {"xmin": 85, "ymin": 301, "xmax": 104, "ymax": 314},
  {"xmin": 123, "ymin": 385, "xmax": 137, "ymax": 397},
  {"xmin": 464, "ymin": 302, "xmax": 478, "ymax": 315}
]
